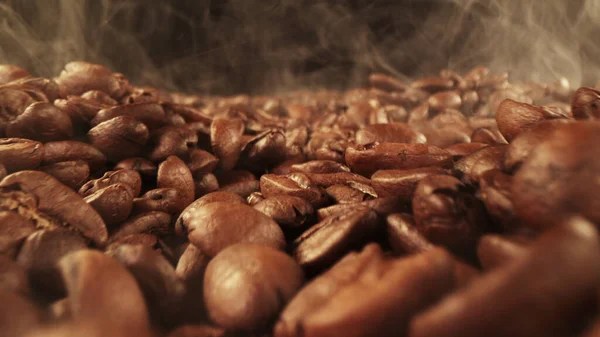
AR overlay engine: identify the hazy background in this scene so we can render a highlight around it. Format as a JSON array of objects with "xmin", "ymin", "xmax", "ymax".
[{"xmin": 1, "ymin": 0, "xmax": 599, "ymax": 95}]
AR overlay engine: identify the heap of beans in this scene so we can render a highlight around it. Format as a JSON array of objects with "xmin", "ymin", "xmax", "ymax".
[{"xmin": 1, "ymin": 61, "xmax": 600, "ymax": 337}]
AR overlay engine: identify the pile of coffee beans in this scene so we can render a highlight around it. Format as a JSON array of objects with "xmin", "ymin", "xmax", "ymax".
[{"xmin": 1, "ymin": 61, "xmax": 600, "ymax": 337}]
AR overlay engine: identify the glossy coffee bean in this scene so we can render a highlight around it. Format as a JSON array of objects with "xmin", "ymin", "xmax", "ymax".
[
  {"xmin": 385, "ymin": 213, "xmax": 433, "ymax": 255},
  {"xmin": 260, "ymin": 173, "xmax": 328, "ymax": 208},
  {"xmin": 79, "ymin": 169, "xmax": 142, "ymax": 198},
  {"xmin": 92, "ymin": 103, "xmax": 166, "ymax": 130},
  {"xmin": 0, "ymin": 65, "xmax": 30, "ymax": 84},
  {"xmin": 204, "ymin": 243, "xmax": 304, "ymax": 331},
  {"xmin": 210, "ymin": 118, "xmax": 245, "ymax": 171},
  {"xmin": 355, "ymin": 123, "xmax": 426, "ymax": 146},
  {"xmin": 325, "ymin": 183, "xmax": 377, "ymax": 204},
  {"xmin": 88, "ymin": 116, "xmax": 149, "ymax": 162},
  {"xmin": 495, "ymin": 99, "xmax": 570, "ymax": 142},
  {"xmin": 571, "ymin": 87, "xmax": 600, "ymax": 120},
  {"xmin": 453, "ymin": 145, "xmax": 507, "ymax": 185},
  {"xmin": 158, "ymin": 156, "xmax": 195, "ymax": 209},
  {"xmin": 0, "ymin": 211, "xmax": 36, "ymax": 258},
  {"xmin": 84, "ymin": 184, "xmax": 133, "ymax": 228},
  {"xmin": 0, "ymin": 138, "xmax": 44, "ymax": 173},
  {"xmin": 39, "ymin": 160, "xmax": 90, "ymax": 190},
  {"xmin": 476, "ymin": 234, "xmax": 529, "ymax": 270},
  {"xmin": 133, "ymin": 188, "xmax": 186, "ymax": 215},
  {"xmin": 55, "ymin": 62, "xmax": 129, "ymax": 98},
  {"xmin": 254, "ymin": 195, "xmax": 314, "ymax": 230},
  {"xmin": 371, "ymin": 167, "xmax": 448, "ymax": 199},
  {"xmin": 148, "ymin": 126, "xmax": 198, "ymax": 162},
  {"xmin": 110, "ymin": 211, "xmax": 172, "ymax": 243},
  {"xmin": 5, "ymin": 102, "xmax": 73, "ymax": 142},
  {"xmin": 368, "ymin": 73, "xmax": 406, "ymax": 92},
  {"xmin": 41, "ymin": 141, "xmax": 106, "ymax": 172}
]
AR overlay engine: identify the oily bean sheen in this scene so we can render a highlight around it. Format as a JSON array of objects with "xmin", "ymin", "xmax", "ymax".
[
  {"xmin": 0, "ymin": 138, "xmax": 44, "ymax": 172},
  {"xmin": 355, "ymin": 123, "xmax": 426, "ymax": 145},
  {"xmin": 371, "ymin": 167, "xmax": 448, "ymax": 199},
  {"xmin": 41, "ymin": 141, "xmax": 106, "ymax": 172},
  {"xmin": 495, "ymin": 99, "xmax": 570, "ymax": 142},
  {"xmin": 87, "ymin": 116, "xmax": 149, "ymax": 162},
  {"xmin": 177, "ymin": 202, "xmax": 285, "ymax": 257},
  {"xmin": 254, "ymin": 195, "xmax": 314, "ymax": 229},
  {"xmin": 204, "ymin": 243, "xmax": 304, "ymax": 331},
  {"xmin": 158, "ymin": 156, "xmax": 195, "ymax": 208},
  {"xmin": 6, "ymin": 102, "xmax": 73, "ymax": 142},
  {"xmin": 345, "ymin": 143, "xmax": 453, "ymax": 177}
]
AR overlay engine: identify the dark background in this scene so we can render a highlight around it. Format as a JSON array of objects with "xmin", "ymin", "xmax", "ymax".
[{"xmin": 0, "ymin": 0, "xmax": 598, "ymax": 94}]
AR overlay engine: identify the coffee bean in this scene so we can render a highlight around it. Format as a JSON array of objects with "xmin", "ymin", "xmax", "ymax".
[
  {"xmin": 105, "ymin": 233, "xmax": 159, "ymax": 254},
  {"xmin": 54, "ymin": 95, "xmax": 110, "ymax": 126},
  {"xmin": 240, "ymin": 128, "xmax": 287, "ymax": 171},
  {"xmin": 81, "ymin": 90, "xmax": 118, "ymax": 105},
  {"xmin": 148, "ymin": 126, "xmax": 198, "ymax": 162},
  {"xmin": 371, "ymin": 167, "xmax": 449, "ymax": 199},
  {"xmin": 503, "ymin": 119, "xmax": 572, "ymax": 172},
  {"xmin": 133, "ymin": 188, "xmax": 186, "ymax": 215},
  {"xmin": 210, "ymin": 118, "xmax": 245, "ymax": 171},
  {"xmin": 5, "ymin": 102, "xmax": 73, "ymax": 142},
  {"xmin": 0, "ymin": 138, "xmax": 43, "ymax": 172},
  {"xmin": 0, "ymin": 290, "xmax": 42, "ymax": 337},
  {"xmin": 17, "ymin": 228, "xmax": 87, "ymax": 296},
  {"xmin": 92, "ymin": 103, "xmax": 166, "ymax": 130},
  {"xmin": 176, "ymin": 202, "xmax": 285, "ymax": 257},
  {"xmin": 158, "ymin": 156, "xmax": 195, "ymax": 208},
  {"xmin": 186, "ymin": 149, "xmax": 219, "ymax": 174},
  {"xmin": 84, "ymin": 184, "xmax": 134, "ymax": 227},
  {"xmin": 444, "ymin": 142, "xmax": 488, "ymax": 160},
  {"xmin": 428, "ymin": 91, "xmax": 462, "ymax": 111},
  {"xmin": 512, "ymin": 122, "xmax": 600, "ymax": 231},
  {"xmin": 303, "ymin": 172, "xmax": 372, "ymax": 188},
  {"xmin": 39, "ymin": 160, "xmax": 90, "ymax": 190},
  {"xmin": 385, "ymin": 213, "xmax": 434, "ymax": 255},
  {"xmin": 110, "ymin": 211, "xmax": 172, "ymax": 243},
  {"xmin": 0, "ymin": 65, "xmax": 30, "ymax": 84},
  {"xmin": 109, "ymin": 244, "xmax": 186, "ymax": 327},
  {"xmin": 254, "ymin": 195, "xmax": 314, "ymax": 230},
  {"xmin": 571, "ymin": 87, "xmax": 600, "ymax": 120},
  {"xmin": 411, "ymin": 77, "xmax": 454, "ymax": 92},
  {"xmin": 175, "ymin": 243, "xmax": 210, "ymax": 324},
  {"xmin": 247, "ymin": 191, "xmax": 265, "ymax": 206},
  {"xmin": 0, "ymin": 88, "xmax": 37, "ymax": 135},
  {"xmin": 355, "ymin": 123, "xmax": 426, "ymax": 145},
  {"xmin": 410, "ymin": 217, "xmax": 600, "ymax": 337},
  {"xmin": 294, "ymin": 206, "xmax": 377, "ymax": 272},
  {"xmin": 167, "ymin": 324, "xmax": 226, "ymax": 337},
  {"xmin": 317, "ymin": 196, "xmax": 407, "ymax": 220},
  {"xmin": 412, "ymin": 175, "xmax": 488, "ymax": 252},
  {"xmin": 204, "ymin": 243, "xmax": 304, "ymax": 331},
  {"xmin": 260, "ymin": 173, "xmax": 328, "ymax": 208},
  {"xmin": 88, "ymin": 116, "xmax": 149, "ymax": 161},
  {"xmin": 478, "ymin": 169, "xmax": 519, "ymax": 231},
  {"xmin": 115, "ymin": 157, "xmax": 158, "ymax": 178},
  {"xmin": 1, "ymin": 171, "xmax": 108, "ymax": 246},
  {"xmin": 368, "ymin": 73, "xmax": 407, "ymax": 92},
  {"xmin": 453, "ymin": 145, "xmax": 507, "ymax": 185},
  {"xmin": 476, "ymin": 234, "xmax": 529, "ymax": 270},
  {"xmin": 0, "ymin": 211, "xmax": 36, "ymax": 258},
  {"xmin": 41, "ymin": 140, "xmax": 106, "ymax": 172},
  {"xmin": 55, "ymin": 62, "xmax": 130, "ymax": 98},
  {"xmin": 325, "ymin": 184, "xmax": 376, "ymax": 204},
  {"xmin": 495, "ymin": 99, "xmax": 571, "ymax": 142},
  {"xmin": 57, "ymin": 250, "xmax": 152, "ymax": 335},
  {"xmin": 79, "ymin": 169, "xmax": 142, "ymax": 197},
  {"xmin": 470, "ymin": 128, "xmax": 505, "ymax": 144},
  {"xmin": 345, "ymin": 143, "xmax": 453, "ymax": 177},
  {"xmin": 290, "ymin": 160, "xmax": 351, "ymax": 174},
  {"xmin": 193, "ymin": 172, "xmax": 220, "ymax": 198}
]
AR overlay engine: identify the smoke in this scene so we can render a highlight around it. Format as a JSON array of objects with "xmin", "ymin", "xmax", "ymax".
[{"xmin": 0, "ymin": 0, "xmax": 599, "ymax": 95}]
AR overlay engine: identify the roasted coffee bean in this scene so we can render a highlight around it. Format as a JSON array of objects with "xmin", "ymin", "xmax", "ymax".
[
  {"xmin": 0, "ymin": 254, "xmax": 31, "ymax": 295},
  {"xmin": 571, "ymin": 87, "xmax": 600, "ymax": 119},
  {"xmin": 411, "ymin": 77, "xmax": 454, "ymax": 92},
  {"xmin": 148, "ymin": 126, "xmax": 198, "ymax": 162},
  {"xmin": 444, "ymin": 142, "xmax": 488, "ymax": 159},
  {"xmin": 345, "ymin": 143, "xmax": 453, "ymax": 178},
  {"xmin": 109, "ymin": 244, "xmax": 186, "ymax": 327},
  {"xmin": 186, "ymin": 149, "xmax": 219, "ymax": 174},
  {"xmin": 512, "ymin": 122, "xmax": 600, "ymax": 231},
  {"xmin": 54, "ymin": 95, "xmax": 110, "ymax": 126},
  {"xmin": 177, "ymin": 191, "xmax": 245, "ymax": 226},
  {"xmin": 418, "ymin": 126, "xmax": 471, "ymax": 148},
  {"xmin": 277, "ymin": 245, "xmax": 457, "ymax": 337},
  {"xmin": 386, "ymin": 213, "xmax": 434, "ymax": 255},
  {"xmin": 158, "ymin": 156, "xmax": 195, "ymax": 208},
  {"xmin": 57, "ymin": 250, "xmax": 152, "ymax": 336},
  {"xmin": 0, "ymin": 163, "xmax": 5, "ymax": 180},
  {"xmin": 453, "ymin": 145, "xmax": 507, "ymax": 185},
  {"xmin": 110, "ymin": 211, "xmax": 172, "ymax": 243},
  {"xmin": 470, "ymin": 128, "xmax": 505, "ymax": 144},
  {"xmin": 115, "ymin": 157, "xmax": 158, "ymax": 179},
  {"xmin": 133, "ymin": 188, "xmax": 186, "ymax": 215},
  {"xmin": 5, "ymin": 102, "xmax": 73, "ymax": 142},
  {"xmin": 410, "ymin": 217, "xmax": 600, "ymax": 337},
  {"xmin": 217, "ymin": 179, "xmax": 260, "ymax": 198},
  {"xmin": 412, "ymin": 175, "xmax": 488, "ymax": 252},
  {"xmin": 210, "ymin": 118, "xmax": 245, "ymax": 171},
  {"xmin": 428, "ymin": 91, "xmax": 462, "ymax": 111},
  {"xmin": 1, "ymin": 171, "xmax": 108, "ymax": 246},
  {"xmin": 81, "ymin": 90, "xmax": 118, "ymax": 105},
  {"xmin": 204, "ymin": 243, "xmax": 304, "ymax": 331},
  {"xmin": 240, "ymin": 128, "xmax": 287, "ymax": 170},
  {"xmin": 105, "ymin": 233, "xmax": 159, "ymax": 254},
  {"xmin": 79, "ymin": 169, "xmax": 142, "ymax": 197},
  {"xmin": 317, "ymin": 196, "xmax": 406, "ymax": 220},
  {"xmin": 294, "ymin": 207, "xmax": 377, "ymax": 272},
  {"xmin": 355, "ymin": 123, "xmax": 426, "ymax": 146},
  {"xmin": 84, "ymin": 184, "xmax": 133, "ymax": 228},
  {"xmin": 478, "ymin": 169, "xmax": 519, "ymax": 231},
  {"xmin": 254, "ymin": 195, "xmax": 314, "ymax": 230},
  {"xmin": 0, "ymin": 290, "xmax": 43, "ymax": 337},
  {"xmin": 0, "ymin": 88, "xmax": 37, "ymax": 135},
  {"xmin": 325, "ymin": 184, "xmax": 376, "ymax": 204},
  {"xmin": 371, "ymin": 167, "xmax": 449, "ymax": 199},
  {"xmin": 303, "ymin": 172, "xmax": 372, "ymax": 188},
  {"xmin": 193, "ymin": 172, "xmax": 220, "ymax": 198},
  {"xmin": 290, "ymin": 160, "xmax": 351, "ymax": 174},
  {"xmin": 247, "ymin": 191, "xmax": 265, "ymax": 206},
  {"xmin": 0, "ymin": 138, "xmax": 43, "ymax": 172},
  {"xmin": 503, "ymin": 119, "xmax": 572, "ymax": 172},
  {"xmin": 39, "ymin": 160, "xmax": 90, "ymax": 190},
  {"xmin": 0, "ymin": 65, "xmax": 30, "ymax": 84},
  {"xmin": 5, "ymin": 76, "xmax": 60, "ymax": 101},
  {"xmin": 368, "ymin": 73, "xmax": 407, "ymax": 92},
  {"xmin": 0, "ymin": 211, "xmax": 36, "ymax": 258},
  {"xmin": 55, "ymin": 62, "xmax": 130, "ymax": 98},
  {"xmin": 88, "ymin": 116, "xmax": 149, "ymax": 161},
  {"xmin": 17, "ymin": 228, "xmax": 87, "ymax": 296},
  {"xmin": 92, "ymin": 103, "xmax": 166, "ymax": 130},
  {"xmin": 260, "ymin": 173, "xmax": 328, "ymax": 207},
  {"xmin": 476, "ymin": 234, "xmax": 529, "ymax": 270},
  {"xmin": 41, "ymin": 140, "xmax": 106, "ymax": 172},
  {"xmin": 495, "ymin": 99, "xmax": 570, "ymax": 142},
  {"xmin": 175, "ymin": 243, "xmax": 210, "ymax": 323},
  {"xmin": 176, "ymin": 202, "xmax": 285, "ymax": 257}
]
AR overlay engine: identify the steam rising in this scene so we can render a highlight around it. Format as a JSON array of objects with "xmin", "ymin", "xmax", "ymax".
[{"xmin": 1, "ymin": 0, "xmax": 599, "ymax": 94}]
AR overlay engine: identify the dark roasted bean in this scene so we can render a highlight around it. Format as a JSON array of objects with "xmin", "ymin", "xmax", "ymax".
[
  {"xmin": 254, "ymin": 195, "xmax": 314, "ymax": 230},
  {"xmin": 41, "ymin": 140, "xmax": 106, "ymax": 172},
  {"xmin": 5, "ymin": 102, "xmax": 72, "ymax": 142},
  {"xmin": 385, "ymin": 213, "xmax": 433, "ymax": 255},
  {"xmin": 495, "ymin": 99, "xmax": 571, "ymax": 142},
  {"xmin": 148, "ymin": 126, "xmax": 198, "ymax": 162},
  {"xmin": 0, "ymin": 138, "xmax": 44, "ymax": 173},
  {"xmin": 260, "ymin": 173, "xmax": 328, "ymax": 207},
  {"xmin": 79, "ymin": 169, "xmax": 142, "ymax": 197},
  {"xmin": 84, "ymin": 184, "xmax": 133, "ymax": 228},
  {"xmin": 210, "ymin": 118, "xmax": 244, "ymax": 171},
  {"xmin": 371, "ymin": 167, "xmax": 448, "ymax": 199},
  {"xmin": 55, "ymin": 62, "xmax": 130, "ymax": 98},
  {"xmin": 453, "ymin": 145, "xmax": 507, "ymax": 185},
  {"xmin": 92, "ymin": 103, "xmax": 166, "ymax": 130},
  {"xmin": 88, "ymin": 116, "xmax": 149, "ymax": 162},
  {"xmin": 158, "ymin": 156, "xmax": 195, "ymax": 208},
  {"xmin": 39, "ymin": 160, "xmax": 90, "ymax": 190}
]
